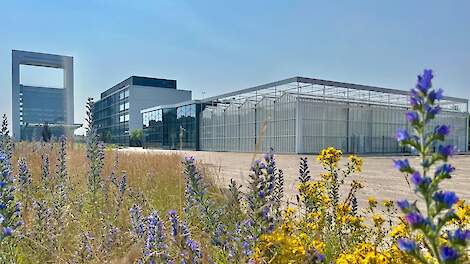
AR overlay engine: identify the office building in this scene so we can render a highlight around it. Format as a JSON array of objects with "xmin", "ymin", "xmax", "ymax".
[
  {"xmin": 12, "ymin": 50, "xmax": 77, "ymax": 141},
  {"xmin": 142, "ymin": 76, "xmax": 469, "ymax": 154},
  {"xmin": 94, "ymin": 76, "xmax": 191, "ymax": 145}
]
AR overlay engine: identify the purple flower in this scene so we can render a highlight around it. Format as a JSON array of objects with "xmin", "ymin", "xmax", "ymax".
[
  {"xmin": 316, "ymin": 253, "xmax": 325, "ymax": 262},
  {"xmin": 438, "ymin": 145, "xmax": 456, "ymax": 158},
  {"xmin": 435, "ymin": 164, "xmax": 455, "ymax": 178},
  {"xmin": 405, "ymin": 212, "xmax": 425, "ymax": 227},
  {"xmin": 416, "ymin": 69, "xmax": 433, "ymax": 93},
  {"xmin": 405, "ymin": 111, "xmax": 420, "ymax": 123},
  {"xmin": 261, "ymin": 206, "xmax": 270, "ymax": 220},
  {"xmin": 242, "ymin": 240, "xmax": 252, "ymax": 256},
  {"xmin": 185, "ymin": 156, "xmax": 195, "ymax": 163},
  {"xmin": 2, "ymin": 226, "xmax": 13, "ymax": 236},
  {"xmin": 396, "ymin": 129, "xmax": 410, "ymax": 142},
  {"xmin": 409, "ymin": 95, "xmax": 420, "ymax": 108},
  {"xmin": 439, "ymin": 246, "xmax": 458, "ymax": 262},
  {"xmin": 433, "ymin": 191, "xmax": 459, "ymax": 208},
  {"xmin": 258, "ymin": 191, "xmax": 265, "ymax": 199},
  {"xmin": 448, "ymin": 229, "xmax": 470, "ymax": 244},
  {"xmin": 393, "ymin": 159, "xmax": 411, "ymax": 172},
  {"xmin": 435, "ymin": 125, "xmax": 450, "ymax": 138},
  {"xmin": 186, "ymin": 239, "xmax": 201, "ymax": 255},
  {"xmin": 129, "ymin": 204, "xmax": 145, "ymax": 238},
  {"xmin": 168, "ymin": 210, "xmax": 179, "ymax": 237},
  {"xmin": 429, "ymin": 88, "xmax": 444, "ymax": 101},
  {"xmin": 397, "ymin": 238, "xmax": 416, "ymax": 252},
  {"xmin": 397, "ymin": 200, "xmax": 410, "ymax": 211},
  {"xmin": 426, "ymin": 105, "xmax": 441, "ymax": 117},
  {"xmin": 410, "ymin": 171, "xmax": 431, "ymax": 187}
]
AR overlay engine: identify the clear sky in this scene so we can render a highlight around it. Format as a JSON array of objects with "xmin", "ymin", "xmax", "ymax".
[{"xmin": 1, "ymin": 0, "xmax": 469, "ymax": 132}]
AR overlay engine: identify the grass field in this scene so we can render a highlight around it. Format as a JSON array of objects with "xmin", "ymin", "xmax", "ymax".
[
  {"xmin": 3, "ymin": 141, "xmax": 190, "ymax": 263},
  {"xmin": 124, "ymin": 148, "xmax": 470, "ymax": 207}
]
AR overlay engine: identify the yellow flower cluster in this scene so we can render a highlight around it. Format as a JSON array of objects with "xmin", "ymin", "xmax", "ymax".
[
  {"xmin": 254, "ymin": 230, "xmax": 307, "ymax": 262},
  {"xmin": 348, "ymin": 155, "xmax": 363, "ymax": 173},
  {"xmin": 390, "ymin": 223, "xmax": 408, "ymax": 239},
  {"xmin": 351, "ymin": 180, "xmax": 364, "ymax": 189},
  {"xmin": 253, "ymin": 208, "xmax": 325, "ymax": 263},
  {"xmin": 383, "ymin": 200, "xmax": 394, "ymax": 208},
  {"xmin": 320, "ymin": 172, "xmax": 332, "ymax": 180},
  {"xmin": 298, "ymin": 181, "xmax": 330, "ymax": 205},
  {"xmin": 336, "ymin": 243, "xmax": 411, "ymax": 264},
  {"xmin": 368, "ymin": 197, "xmax": 378, "ymax": 208},
  {"xmin": 317, "ymin": 147, "xmax": 342, "ymax": 168},
  {"xmin": 453, "ymin": 200, "xmax": 470, "ymax": 226},
  {"xmin": 372, "ymin": 214, "xmax": 385, "ymax": 226},
  {"xmin": 336, "ymin": 203, "xmax": 364, "ymax": 226}
]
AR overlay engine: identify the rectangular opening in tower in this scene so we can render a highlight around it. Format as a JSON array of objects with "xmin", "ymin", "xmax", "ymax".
[{"xmin": 20, "ymin": 65, "xmax": 64, "ymax": 88}]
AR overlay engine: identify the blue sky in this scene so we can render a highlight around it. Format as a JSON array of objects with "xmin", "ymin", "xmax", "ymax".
[{"xmin": 1, "ymin": 0, "xmax": 469, "ymax": 130}]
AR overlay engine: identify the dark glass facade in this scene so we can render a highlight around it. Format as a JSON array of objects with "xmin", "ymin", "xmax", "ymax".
[
  {"xmin": 19, "ymin": 86, "xmax": 67, "ymax": 141},
  {"xmin": 142, "ymin": 103, "xmax": 201, "ymax": 150},
  {"xmin": 95, "ymin": 88, "xmax": 130, "ymax": 145}
]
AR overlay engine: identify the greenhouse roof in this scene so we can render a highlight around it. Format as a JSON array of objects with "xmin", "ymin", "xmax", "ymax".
[{"xmin": 201, "ymin": 76, "xmax": 468, "ymax": 113}]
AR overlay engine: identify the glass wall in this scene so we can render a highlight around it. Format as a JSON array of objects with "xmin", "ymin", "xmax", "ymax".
[
  {"xmin": 95, "ymin": 88, "xmax": 130, "ymax": 145},
  {"xmin": 199, "ymin": 93, "xmax": 468, "ymax": 154},
  {"xmin": 142, "ymin": 103, "xmax": 200, "ymax": 150},
  {"xmin": 200, "ymin": 94, "xmax": 297, "ymax": 153}
]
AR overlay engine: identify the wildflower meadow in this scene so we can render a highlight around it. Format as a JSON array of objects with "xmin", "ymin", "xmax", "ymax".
[{"xmin": 1, "ymin": 70, "xmax": 469, "ymax": 263}]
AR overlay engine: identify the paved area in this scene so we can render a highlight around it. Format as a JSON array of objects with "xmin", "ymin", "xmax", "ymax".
[{"xmin": 122, "ymin": 148, "xmax": 470, "ymax": 208}]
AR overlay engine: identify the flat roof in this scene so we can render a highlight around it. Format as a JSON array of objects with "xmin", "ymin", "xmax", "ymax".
[
  {"xmin": 141, "ymin": 100, "xmax": 202, "ymax": 113},
  {"xmin": 101, "ymin": 76, "xmax": 177, "ymax": 99}
]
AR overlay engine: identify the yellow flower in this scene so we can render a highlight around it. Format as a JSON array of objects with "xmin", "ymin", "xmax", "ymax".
[
  {"xmin": 416, "ymin": 233, "xmax": 425, "ymax": 243},
  {"xmin": 453, "ymin": 200, "xmax": 470, "ymax": 226},
  {"xmin": 338, "ymin": 203, "xmax": 351, "ymax": 214},
  {"xmin": 351, "ymin": 180, "xmax": 364, "ymax": 189},
  {"xmin": 320, "ymin": 172, "xmax": 332, "ymax": 180},
  {"xmin": 368, "ymin": 197, "xmax": 378, "ymax": 208},
  {"xmin": 337, "ymin": 242, "xmax": 411, "ymax": 263},
  {"xmin": 306, "ymin": 212, "xmax": 321, "ymax": 220},
  {"xmin": 298, "ymin": 181, "xmax": 330, "ymax": 207},
  {"xmin": 373, "ymin": 214, "xmax": 385, "ymax": 226},
  {"xmin": 390, "ymin": 223, "xmax": 407, "ymax": 238},
  {"xmin": 253, "ymin": 224, "xmax": 324, "ymax": 263},
  {"xmin": 383, "ymin": 200, "xmax": 394, "ymax": 208},
  {"xmin": 284, "ymin": 207, "xmax": 296, "ymax": 217},
  {"xmin": 317, "ymin": 147, "xmax": 342, "ymax": 168},
  {"xmin": 348, "ymin": 155, "xmax": 363, "ymax": 172}
]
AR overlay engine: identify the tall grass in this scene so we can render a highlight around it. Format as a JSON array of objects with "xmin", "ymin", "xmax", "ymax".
[{"xmin": 10, "ymin": 141, "xmax": 187, "ymax": 263}]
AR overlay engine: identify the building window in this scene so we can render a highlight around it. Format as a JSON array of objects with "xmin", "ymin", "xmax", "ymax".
[
  {"xmin": 120, "ymin": 115, "xmax": 125, "ymax": 123},
  {"xmin": 120, "ymin": 103, "xmax": 125, "ymax": 111},
  {"xmin": 119, "ymin": 89, "xmax": 129, "ymax": 100},
  {"xmin": 124, "ymin": 114, "xmax": 129, "ymax": 122},
  {"xmin": 125, "ymin": 102, "xmax": 129, "ymax": 110}
]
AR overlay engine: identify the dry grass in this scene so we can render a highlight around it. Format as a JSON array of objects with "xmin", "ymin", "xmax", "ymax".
[
  {"xmin": 14, "ymin": 142, "xmax": 186, "ymax": 213},
  {"xmin": 11, "ymin": 141, "xmax": 188, "ymax": 263}
]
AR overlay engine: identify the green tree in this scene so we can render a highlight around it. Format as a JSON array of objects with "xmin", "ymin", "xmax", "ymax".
[
  {"xmin": 41, "ymin": 122, "xmax": 52, "ymax": 142},
  {"xmin": 130, "ymin": 129, "xmax": 143, "ymax": 147}
]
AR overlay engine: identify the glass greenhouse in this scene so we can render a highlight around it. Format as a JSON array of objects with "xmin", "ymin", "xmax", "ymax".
[{"xmin": 198, "ymin": 77, "xmax": 468, "ymax": 154}]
